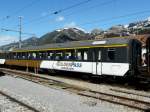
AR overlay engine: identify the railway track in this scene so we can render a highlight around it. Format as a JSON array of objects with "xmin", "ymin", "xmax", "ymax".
[
  {"xmin": 0, "ymin": 90, "xmax": 40, "ymax": 112},
  {"xmin": 110, "ymin": 88, "xmax": 150, "ymax": 98},
  {"xmin": 0, "ymin": 68, "xmax": 150, "ymax": 111},
  {"xmin": 78, "ymin": 90, "xmax": 150, "ymax": 111}
]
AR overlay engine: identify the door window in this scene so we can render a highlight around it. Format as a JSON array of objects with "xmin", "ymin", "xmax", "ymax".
[
  {"xmin": 98, "ymin": 50, "xmax": 101, "ymax": 61},
  {"xmin": 107, "ymin": 48, "xmax": 115, "ymax": 61}
]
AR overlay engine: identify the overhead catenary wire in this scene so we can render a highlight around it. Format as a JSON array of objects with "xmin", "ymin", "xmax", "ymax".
[
  {"xmin": 19, "ymin": 0, "xmax": 114, "ymax": 28},
  {"xmin": 79, "ymin": 9, "xmax": 150, "ymax": 26},
  {"xmin": 23, "ymin": 8, "xmax": 150, "ymax": 29},
  {"xmin": 1, "ymin": 28, "xmax": 35, "ymax": 36},
  {"xmin": 32, "ymin": 8, "xmax": 150, "ymax": 36},
  {"xmin": 0, "ymin": 0, "xmax": 40, "ymax": 38},
  {"xmin": 53, "ymin": 0, "xmax": 92, "ymax": 14},
  {"xmin": 20, "ymin": 0, "xmax": 93, "ymax": 26},
  {"xmin": 16, "ymin": 0, "xmax": 115, "ymax": 28},
  {"xmin": 64, "ymin": 0, "xmax": 117, "ymax": 17},
  {"xmin": 5, "ymin": 0, "xmax": 150, "ymax": 37}
]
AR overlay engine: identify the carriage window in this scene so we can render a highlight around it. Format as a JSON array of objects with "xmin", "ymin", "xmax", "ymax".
[
  {"xmin": 0, "ymin": 53, "xmax": 3, "ymax": 59},
  {"xmin": 77, "ymin": 51, "xmax": 82, "ymax": 60},
  {"xmin": 38, "ymin": 52, "xmax": 45, "ymax": 59},
  {"xmin": 22, "ymin": 52, "xmax": 26, "ymax": 59},
  {"xmin": 17, "ymin": 52, "xmax": 22, "ymax": 59},
  {"xmin": 46, "ymin": 52, "xmax": 51, "ymax": 59},
  {"xmin": 47, "ymin": 53, "xmax": 50, "ymax": 59},
  {"xmin": 32, "ymin": 53, "xmax": 36, "ymax": 59},
  {"xmin": 6, "ymin": 53, "xmax": 9, "ymax": 59},
  {"xmin": 14, "ymin": 53, "xmax": 17, "ymax": 59},
  {"xmin": 65, "ymin": 52, "xmax": 71, "ymax": 59},
  {"xmin": 107, "ymin": 48, "xmax": 115, "ymax": 60},
  {"xmin": 76, "ymin": 49, "xmax": 88, "ymax": 61},
  {"xmin": 45, "ymin": 51, "xmax": 54, "ymax": 60},
  {"xmin": 28, "ymin": 52, "xmax": 32, "ymax": 59},
  {"xmin": 0, "ymin": 53, "xmax": 5, "ymax": 59},
  {"xmin": 55, "ymin": 51, "xmax": 63, "ymax": 60},
  {"xmin": 42, "ymin": 52, "xmax": 47, "ymax": 59},
  {"xmin": 64, "ymin": 50, "xmax": 75, "ymax": 60},
  {"xmin": 49, "ymin": 52, "xmax": 54, "ymax": 59}
]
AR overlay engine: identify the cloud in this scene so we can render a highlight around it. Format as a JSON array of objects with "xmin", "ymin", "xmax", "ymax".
[
  {"xmin": 0, "ymin": 35, "xmax": 18, "ymax": 46},
  {"xmin": 56, "ymin": 16, "xmax": 65, "ymax": 22},
  {"xmin": 64, "ymin": 21, "xmax": 77, "ymax": 28}
]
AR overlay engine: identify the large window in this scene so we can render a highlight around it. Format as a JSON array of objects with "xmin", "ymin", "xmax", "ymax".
[
  {"xmin": 21, "ymin": 52, "xmax": 24, "ymax": 59},
  {"xmin": 55, "ymin": 51, "xmax": 63, "ymax": 60},
  {"xmin": 76, "ymin": 49, "xmax": 88, "ymax": 61},
  {"xmin": 46, "ymin": 51, "xmax": 52, "ymax": 60},
  {"xmin": 36, "ymin": 51, "xmax": 47, "ymax": 60},
  {"xmin": 64, "ymin": 50, "xmax": 75, "ymax": 60},
  {"xmin": 35, "ymin": 51, "xmax": 56, "ymax": 60},
  {"xmin": 17, "ymin": 52, "xmax": 22, "ymax": 59},
  {"xmin": 0, "ymin": 53, "xmax": 5, "ymax": 59},
  {"xmin": 107, "ymin": 48, "xmax": 115, "ymax": 61},
  {"xmin": 13, "ymin": 52, "xmax": 17, "ymax": 59}
]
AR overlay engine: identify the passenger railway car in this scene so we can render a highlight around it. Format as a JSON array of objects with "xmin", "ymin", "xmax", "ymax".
[{"xmin": 0, "ymin": 37, "xmax": 142, "ymax": 78}]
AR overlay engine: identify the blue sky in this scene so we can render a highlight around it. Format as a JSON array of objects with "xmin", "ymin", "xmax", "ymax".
[{"xmin": 0, "ymin": 0, "xmax": 150, "ymax": 45}]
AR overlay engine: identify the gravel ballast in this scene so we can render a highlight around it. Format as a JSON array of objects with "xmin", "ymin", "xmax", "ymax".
[{"xmin": 0, "ymin": 75, "xmax": 141, "ymax": 112}]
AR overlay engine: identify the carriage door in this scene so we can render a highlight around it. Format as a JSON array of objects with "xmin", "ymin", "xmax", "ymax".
[{"xmin": 96, "ymin": 49, "xmax": 102, "ymax": 75}]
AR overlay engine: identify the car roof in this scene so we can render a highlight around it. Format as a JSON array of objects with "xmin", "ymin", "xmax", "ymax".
[{"xmin": 13, "ymin": 37, "xmax": 136, "ymax": 52}]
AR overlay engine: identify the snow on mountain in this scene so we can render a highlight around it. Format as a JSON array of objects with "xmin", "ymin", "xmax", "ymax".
[
  {"xmin": 124, "ymin": 24, "xmax": 129, "ymax": 28},
  {"xmin": 56, "ymin": 27, "xmax": 87, "ymax": 33},
  {"xmin": 147, "ymin": 16, "xmax": 150, "ymax": 22}
]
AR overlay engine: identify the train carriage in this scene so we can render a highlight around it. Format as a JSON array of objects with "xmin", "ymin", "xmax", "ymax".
[{"xmin": 0, "ymin": 37, "xmax": 142, "ymax": 78}]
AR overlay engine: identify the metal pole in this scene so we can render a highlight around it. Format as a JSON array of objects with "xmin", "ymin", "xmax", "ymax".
[{"xmin": 19, "ymin": 16, "xmax": 22, "ymax": 48}]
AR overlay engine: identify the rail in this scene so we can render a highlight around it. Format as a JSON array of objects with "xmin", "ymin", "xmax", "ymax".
[{"xmin": 0, "ymin": 90, "xmax": 40, "ymax": 112}]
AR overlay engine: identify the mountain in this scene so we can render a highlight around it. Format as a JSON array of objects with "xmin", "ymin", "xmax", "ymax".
[
  {"xmin": 38, "ymin": 28, "xmax": 91, "ymax": 45},
  {"xmin": 21, "ymin": 37, "xmax": 39, "ymax": 47},
  {"xmin": 0, "ymin": 28, "xmax": 92, "ymax": 51}
]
